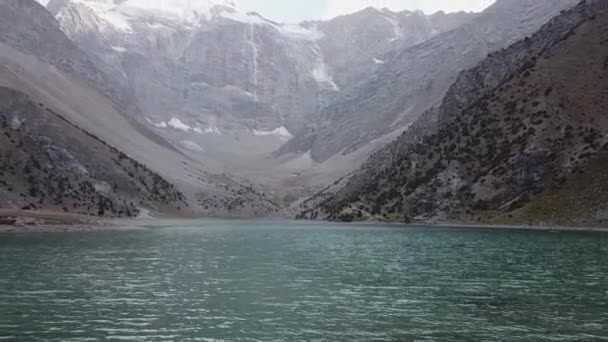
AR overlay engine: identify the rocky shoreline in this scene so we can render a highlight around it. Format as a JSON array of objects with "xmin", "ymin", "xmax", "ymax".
[{"xmin": 0, "ymin": 209, "xmax": 117, "ymax": 233}]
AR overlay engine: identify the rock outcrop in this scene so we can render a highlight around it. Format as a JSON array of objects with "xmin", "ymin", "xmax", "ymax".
[{"xmin": 303, "ymin": 0, "xmax": 608, "ymax": 227}]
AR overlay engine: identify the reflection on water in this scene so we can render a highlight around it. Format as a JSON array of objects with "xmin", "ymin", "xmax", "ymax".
[{"xmin": 1, "ymin": 221, "xmax": 607, "ymax": 341}]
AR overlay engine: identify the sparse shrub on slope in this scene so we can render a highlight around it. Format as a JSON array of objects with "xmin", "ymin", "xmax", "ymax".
[{"xmin": 305, "ymin": 2, "xmax": 608, "ymax": 227}]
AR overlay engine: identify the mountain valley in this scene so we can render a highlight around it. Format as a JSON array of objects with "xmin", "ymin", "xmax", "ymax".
[{"xmin": 1, "ymin": 0, "xmax": 605, "ymax": 226}]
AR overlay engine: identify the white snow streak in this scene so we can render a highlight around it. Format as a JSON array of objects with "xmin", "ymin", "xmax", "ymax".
[
  {"xmin": 120, "ymin": 0, "xmax": 238, "ymax": 22},
  {"xmin": 311, "ymin": 63, "xmax": 339, "ymax": 91},
  {"xmin": 69, "ymin": 0, "xmax": 133, "ymax": 32},
  {"xmin": 248, "ymin": 22, "xmax": 259, "ymax": 102},
  {"xmin": 384, "ymin": 15, "xmax": 402, "ymax": 43},
  {"xmin": 221, "ymin": 12, "xmax": 322, "ymax": 41},
  {"xmin": 146, "ymin": 117, "xmax": 195, "ymax": 132},
  {"xmin": 203, "ymin": 126, "xmax": 222, "ymax": 135},
  {"xmin": 278, "ymin": 25, "xmax": 323, "ymax": 41},
  {"xmin": 168, "ymin": 118, "xmax": 192, "ymax": 132},
  {"xmin": 373, "ymin": 57, "xmax": 385, "ymax": 64},
  {"xmin": 253, "ymin": 126, "xmax": 293, "ymax": 140},
  {"xmin": 62, "ymin": 0, "xmax": 322, "ymax": 42},
  {"xmin": 145, "ymin": 117, "xmax": 168, "ymax": 128}
]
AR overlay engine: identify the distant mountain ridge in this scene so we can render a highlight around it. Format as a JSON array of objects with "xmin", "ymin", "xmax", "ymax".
[{"xmin": 278, "ymin": 0, "xmax": 580, "ymax": 163}]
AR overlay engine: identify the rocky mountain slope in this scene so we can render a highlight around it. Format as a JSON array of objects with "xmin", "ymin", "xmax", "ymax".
[
  {"xmin": 44, "ymin": 0, "xmax": 474, "ymax": 190},
  {"xmin": 0, "ymin": 0, "xmax": 279, "ymax": 217},
  {"xmin": 0, "ymin": 87, "xmax": 185, "ymax": 217},
  {"xmin": 44, "ymin": 0, "xmax": 585, "ymax": 208},
  {"xmin": 301, "ymin": 0, "xmax": 608, "ymax": 227},
  {"xmin": 279, "ymin": 0, "xmax": 580, "ymax": 164},
  {"xmin": 0, "ymin": 0, "xmax": 133, "ymax": 109}
]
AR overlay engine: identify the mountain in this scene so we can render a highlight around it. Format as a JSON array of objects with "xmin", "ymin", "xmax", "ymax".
[
  {"xmin": 0, "ymin": 87, "xmax": 185, "ymax": 216},
  {"xmin": 44, "ymin": 0, "xmax": 475, "ymax": 194},
  {"xmin": 7, "ymin": 0, "xmax": 596, "ymax": 221},
  {"xmin": 0, "ymin": 0, "xmax": 132, "ymax": 108},
  {"xmin": 0, "ymin": 0, "xmax": 278, "ymax": 217},
  {"xmin": 300, "ymin": 0, "xmax": 608, "ymax": 227},
  {"xmin": 278, "ymin": 0, "xmax": 580, "ymax": 163}
]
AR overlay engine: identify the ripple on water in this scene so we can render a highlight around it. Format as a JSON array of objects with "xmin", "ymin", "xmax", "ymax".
[{"xmin": 1, "ymin": 223, "xmax": 608, "ymax": 341}]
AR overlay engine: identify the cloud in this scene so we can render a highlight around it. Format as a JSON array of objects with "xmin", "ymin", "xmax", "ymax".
[{"xmin": 321, "ymin": 0, "xmax": 496, "ymax": 19}]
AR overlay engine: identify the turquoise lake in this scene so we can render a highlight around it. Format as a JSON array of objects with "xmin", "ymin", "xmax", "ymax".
[{"xmin": 1, "ymin": 221, "xmax": 607, "ymax": 341}]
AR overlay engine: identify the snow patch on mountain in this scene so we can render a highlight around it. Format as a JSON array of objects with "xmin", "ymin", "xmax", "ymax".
[
  {"xmin": 373, "ymin": 58, "xmax": 386, "ymax": 64},
  {"xmin": 203, "ymin": 126, "xmax": 222, "ymax": 135},
  {"xmin": 146, "ymin": 117, "xmax": 194, "ymax": 132},
  {"xmin": 168, "ymin": 118, "xmax": 192, "ymax": 132},
  {"xmin": 182, "ymin": 140, "xmax": 205, "ymax": 152},
  {"xmin": 119, "ymin": 0, "xmax": 239, "ymax": 22},
  {"xmin": 384, "ymin": 15, "xmax": 402, "ymax": 43},
  {"xmin": 63, "ymin": 0, "xmax": 133, "ymax": 31},
  {"xmin": 145, "ymin": 117, "xmax": 168, "ymax": 128},
  {"xmin": 122, "ymin": 0, "xmax": 239, "ymax": 14},
  {"xmin": 278, "ymin": 25, "xmax": 323, "ymax": 41},
  {"xmin": 220, "ymin": 11, "xmax": 322, "ymax": 41},
  {"xmin": 248, "ymin": 23, "xmax": 259, "ymax": 101},
  {"xmin": 311, "ymin": 62, "xmax": 339, "ymax": 91},
  {"xmin": 221, "ymin": 11, "xmax": 267, "ymax": 25},
  {"xmin": 57, "ymin": 0, "xmax": 241, "ymax": 31},
  {"xmin": 253, "ymin": 127, "xmax": 293, "ymax": 140}
]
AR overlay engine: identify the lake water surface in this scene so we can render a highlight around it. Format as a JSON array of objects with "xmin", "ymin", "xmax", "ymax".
[{"xmin": 1, "ymin": 220, "xmax": 607, "ymax": 341}]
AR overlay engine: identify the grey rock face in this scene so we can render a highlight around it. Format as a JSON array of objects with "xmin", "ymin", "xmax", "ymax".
[
  {"xmin": 0, "ymin": 0, "xmax": 132, "ymax": 109},
  {"xmin": 278, "ymin": 0, "xmax": 580, "ymax": 163},
  {"xmin": 46, "ymin": 0, "xmax": 473, "ymax": 165},
  {"xmin": 313, "ymin": 8, "xmax": 474, "ymax": 97}
]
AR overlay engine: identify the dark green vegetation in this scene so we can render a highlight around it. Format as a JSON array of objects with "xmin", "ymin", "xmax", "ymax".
[
  {"xmin": 0, "ymin": 87, "xmax": 186, "ymax": 217},
  {"xmin": 303, "ymin": 2, "xmax": 608, "ymax": 227},
  {"xmin": 195, "ymin": 175, "xmax": 280, "ymax": 216}
]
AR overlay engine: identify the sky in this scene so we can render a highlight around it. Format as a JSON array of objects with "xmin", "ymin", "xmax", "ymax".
[
  {"xmin": 37, "ymin": 0, "xmax": 496, "ymax": 23},
  {"xmin": 239, "ymin": 0, "xmax": 495, "ymax": 22}
]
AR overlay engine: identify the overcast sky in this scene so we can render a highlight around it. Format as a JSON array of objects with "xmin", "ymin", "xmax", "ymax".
[
  {"xmin": 38, "ymin": 0, "xmax": 496, "ymax": 23},
  {"xmin": 262, "ymin": 0, "xmax": 496, "ymax": 22}
]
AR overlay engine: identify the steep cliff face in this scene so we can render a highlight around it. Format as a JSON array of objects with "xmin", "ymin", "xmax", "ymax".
[
  {"xmin": 45, "ymin": 0, "xmax": 474, "ymax": 175},
  {"xmin": 278, "ymin": 0, "xmax": 580, "ymax": 163},
  {"xmin": 303, "ymin": 0, "xmax": 608, "ymax": 227},
  {"xmin": 313, "ymin": 8, "xmax": 474, "ymax": 95},
  {"xmin": 0, "ymin": 0, "xmax": 280, "ymax": 217},
  {"xmin": 0, "ymin": 0, "xmax": 132, "ymax": 109}
]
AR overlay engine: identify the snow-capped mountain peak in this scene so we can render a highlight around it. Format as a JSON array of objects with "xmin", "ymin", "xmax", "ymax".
[
  {"xmin": 49, "ymin": 0, "xmax": 241, "ymax": 30},
  {"xmin": 118, "ymin": 0, "xmax": 240, "ymax": 20}
]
